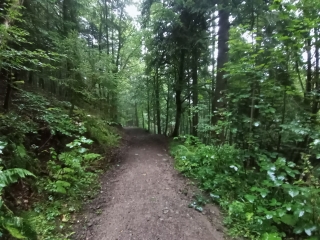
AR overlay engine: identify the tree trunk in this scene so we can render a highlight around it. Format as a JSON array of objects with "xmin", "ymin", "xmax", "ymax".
[
  {"xmin": 142, "ymin": 110, "xmax": 145, "ymax": 129},
  {"xmin": 135, "ymin": 102, "xmax": 139, "ymax": 127},
  {"xmin": 153, "ymin": 99, "xmax": 156, "ymax": 133},
  {"xmin": 164, "ymin": 81, "xmax": 170, "ymax": 136},
  {"xmin": 155, "ymin": 67, "xmax": 161, "ymax": 134},
  {"xmin": 192, "ymin": 47, "xmax": 199, "ymax": 136},
  {"xmin": 212, "ymin": 5, "xmax": 230, "ymax": 140},
  {"xmin": 104, "ymin": 0, "xmax": 110, "ymax": 55},
  {"xmin": 305, "ymin": 37, "xmax": 312, "ymax": 108},
  {"xmin": 172, "ymin": 49, "xmax": 186, "ymax": 137},
  {"xmin": 211, "ymin": 15, "xmax": 216, "ymax": 125},
  {"xmin": 312, "ymin": 29, "xmax": 319, "ymax": 117},
  {"xmin": 3, "ymin": 72, "xmax": 12, "ymax": 112},
  {"xmin": 147, "ymin": 78, "xmax": 151, "ymax": 132}
]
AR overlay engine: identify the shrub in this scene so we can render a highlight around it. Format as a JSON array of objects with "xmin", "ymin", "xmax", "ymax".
[{"xmin": 171, "ymin": 135, "xmax": 320, "ymax": 239}]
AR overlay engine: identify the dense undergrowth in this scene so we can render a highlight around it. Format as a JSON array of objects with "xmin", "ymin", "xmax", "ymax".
[
  {"xmin": 0, "ymin": 90, "xmax": 120, "ymax": 240},
  {"xmin": 171, "ymin": 136, "xmax": 320, "ymax": 240}
]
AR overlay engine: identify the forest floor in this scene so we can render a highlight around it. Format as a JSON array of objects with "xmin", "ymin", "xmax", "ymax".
[{"xmin": 73, "ymin": 128, "xmax": 226, "ymax": 240}]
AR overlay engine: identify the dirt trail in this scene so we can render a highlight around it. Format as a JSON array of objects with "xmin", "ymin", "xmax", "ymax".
[{"xmin": 74, "ymin": 128, "xmax": 225, "ymax": 240}]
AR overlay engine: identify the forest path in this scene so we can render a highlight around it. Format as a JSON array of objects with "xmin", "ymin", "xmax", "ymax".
[{"xmin": 74, "ymin": 128, "xmax": 225, "ymax": 240}]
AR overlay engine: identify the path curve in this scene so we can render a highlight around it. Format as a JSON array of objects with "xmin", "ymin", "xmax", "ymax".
[{"xmin": 75, "ymin": 128, "xmax": 225, "ymax": 240}]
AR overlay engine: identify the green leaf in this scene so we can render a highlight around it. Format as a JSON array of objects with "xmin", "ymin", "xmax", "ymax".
[
  {"xmin": 244, "ymin": 194, "xmax": 256, "ymax": 203},
  {"xmin": 55, "ymin": 180, "xmax": 70, "ymax": 194},
  {"xmin": 293, "ymin": 208, "xmax": 305, "ymax": 218},
  {"xmin": 261, "ymin": 232, "xmax": 282, "ymax": 240},
  {"xmin": 281, "ymin": 214, "xmax": 298, "ymax": 226},
  {"xmin": 56, "ymin": 180, "xmax": 71, "ymax": 187},
  {"xmin": 277, "ymin": 209, "xmax": 286, "ymax": 217},
  {"xmin": 83, "ymin": 153, "xmax": 101, "ymax": 161},
  {"xmin": 195, "ymin": 206, "xmax": 203, "ymax": 212},
  {"xmin": 4, "ymin": 225, "xmax": 26, "ymax": 239},
  {"xmin": 266, "ymin": 213, "xmax": 273, "ymax": 219},
  {"xmin": 209, "ymin": 193, "xmax": 220, "ymax": 199},
  {"xmin": 0, "ymin": 141, "xmax": 7, "ymax": 154},
  {"xmin": 56, "ymin": 186, "xmax": 66, "ymax": 194},
  {"xmin": 260, "ymin": 189, "xmax": 269, "ymax": 198},
  {"xmin": 16, "ymin": 145, "xmax": 27, "ymax": 158},
  {"xmin": 245, "ymin": 212, "xmax": 253, "ymax": 221},
  {"xmin": 80, "ymin": 136, "xmax": 93, "ymax": 144},
  {"xmin": 230, "ymin": 165, "xmax": 238, "ymax": 171},
  {"xmin": 13, "ymin": 80, "xmax": 25, "ymax": 85},
  {"xmin": 304, "ymin": 226, "xmax": 316, "ymax": 236},
  {"xmin": 0, "ymin": 168, "xmax": 35, "ymax": 187},
  {"xmin": 288, "ymin": 189, "xmax": 299, "ymax": 198},
  {"xmin": 78, "ymin": 147, "xmax": 87, "ymax": 153},
  {"xmin": 287, "ymin": 162, "xmax": 296, "ymax": 168}
]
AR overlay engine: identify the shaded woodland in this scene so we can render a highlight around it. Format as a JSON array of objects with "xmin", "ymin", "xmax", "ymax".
[{"xmin": 1, "ymin": 0, "xmax": 320, "ymax": 239}]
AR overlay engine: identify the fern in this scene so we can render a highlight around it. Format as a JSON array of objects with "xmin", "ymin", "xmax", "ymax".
[
  {"xmin": 0, "ymin": 168, "xmax": 35, "ymax": 239},
  {"xmin": 0, "ymin": 168, "xmax": 35, "ymax": 190},
  {"xmin": 83, "ymin": 153, "xmax": 101, "ymax": 161}
]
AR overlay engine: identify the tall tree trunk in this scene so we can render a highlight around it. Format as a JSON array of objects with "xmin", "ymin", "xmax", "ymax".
[
  {"xmin": 305, "ymin": 37, "xmax": 312, "ymax": 108},
  {"xmin": 211, "ymin": 15, "xmax": 216, "ymax": 125},
  {"xmin": 312, "ymin": 29, "xmax": 319, "ymax": 117},
  {"xmin": 153, "ymin": 99, "xmax": 156, "ymax": 133},
  {"xmin": 172, "ymin": 49, "xmax": 186, "ymax": 137},
  {"xmin": 142, "ymin": 110, "xmax": 145, "ymax": 129},
  {"xmin": 192, "ymin": 47, "xmax": 199, "ymax": 136},
  {"xmin": 164, "ymin": 81, "xmax": 170, "ymax": 136},
  {"xmin": 212, "ymin": 5, "xmax": 230, "ymax": 141},
  {"xmin": 3, "ymin": 71, "xmax": 12, "ymax": 112},
  {"xmin": 135, "ymin": 102, "xmax": 139, "ymax": 127},
  {"xmin": 155, "ymin": 67, "xmax": 161, "ymax": 134},
  {"xmin": 147, "ymin": 78, "xmax": 151, "ymax": 132},
  {"xmin": 104, "ymin": 0, "xmax": 110, "ymax": 55}
]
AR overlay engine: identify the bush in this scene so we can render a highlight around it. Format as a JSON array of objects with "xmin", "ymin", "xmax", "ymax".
[
  {"xmin": 0, "ymin": 91, "xmax": 118, "ymax": 239},
  {"xmin": 171, "ymin": 135, "xmax": 320, "ymax": 239}
]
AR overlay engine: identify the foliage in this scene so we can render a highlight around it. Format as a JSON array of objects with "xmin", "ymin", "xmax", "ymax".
[
  {"xmin": 0, "ymin": 89, "xmax": 119, "ymax": 239},
  {"xmin": 28, "ymin": 136, "xmax": 102, "ymax": 240},
  {"xmin": 82, "ymin": 114, "xmax": 120, "ymax": 147},
  {"xmin": 0, "ymin": 1, "xmax": 56, "ymax": 72},
  {"xmin": 0, "ymin": 0, "xmax": 133, "ymax": 239},
  {"xmin": 171, "ymin": 136, "xmax": 320, "ymax": 239},
  {"xmin": 0, "ymin": 140, "xmax": 36, "ymax": 239},
  {"xmin": 2, "ymin": 0, "xmax": 320, "ymax": 239}
]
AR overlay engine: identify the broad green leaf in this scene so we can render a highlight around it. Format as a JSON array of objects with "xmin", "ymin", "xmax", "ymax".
[
  {"xmin": 4, "ymin": 225, "xmax": 26, "ymax": 239},
  {"xmin": 260, "ymin": 191, "xmax": 268, "ymax": 198},
  {"xmin": 56, "ymin": 186, "xmax": 67, "ymax": 194},
  {"xmin": 266, "ymin": 214, "xmax": 273, "ymax": 219},
  {"xmin": 56, "ymin": 180, "xmax": 71, "ymax": 187},
  {"xmin": 304, "ymin": 226, "xmax": 316, "ymax": 236},
  {"xmin": 287, "ymin": 162, "xmax": 296, "ymax": 168},
  {"xmin": 229, "ymin": 165, "xmax": 238, "ymax": 171},
  {"xmin": 288, "ymin": 189, "xmax": 299, "ymax": 198},
  {"xmin": 209, "ymin": 193, "xmax": 220, "ymax": 199},
  {"xmin": 245, "ymin": 212, "xmax": 253, "ymax": 221},
  {"xmin": 281, "ymin": 214, "xmax": 298, "ymax": 226},
  {"xmin": 13, "ymin": 80, "xmax": 25, "ymax": 84},
  {"xmin": 277, "ymin": 209, "xmax": 285, "ymax": 217},
  {"xmin": 244, "ymin": 194, "xmax": 256, "ymax": 203},
  {"xmin": 261, "ymin": 232, "xmax": 281, "ymax": 240},
  {"xmin": 195, "ymin": 206, "xmax": 203, "ymax": 212},
  {"xmin": 254, "ymin": 121, "xmax": 260, "ymax": 127},
  {"xmin": 78, "ymin": 147, "xmax": 87, "ymax": 153},
  {"xmin": 294, "ymin": 209, "xmax": 305, "ymax": 217}
]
